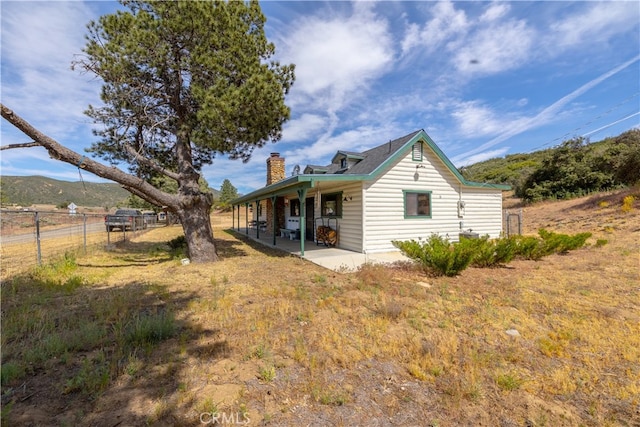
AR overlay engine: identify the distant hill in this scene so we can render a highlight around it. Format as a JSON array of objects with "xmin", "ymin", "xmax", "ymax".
[
  {"xmin": 1, "ymin": 175, "xmax": 224, "ymax": 208},
  {"xmin": 460, "ymin": 129, "xmax": 639, "ymax": 201},
  {"xmin": 0, "ymin": 176, "xmax": 131, "ymax": 207}
]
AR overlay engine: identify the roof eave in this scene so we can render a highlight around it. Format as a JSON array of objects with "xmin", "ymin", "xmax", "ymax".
[{"xmin": 231, "ymin": 173, "xmax": 371, "ymax": 205}]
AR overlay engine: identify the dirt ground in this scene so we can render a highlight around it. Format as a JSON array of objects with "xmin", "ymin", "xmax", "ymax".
[{"xmin": 2, "ymin": 189, "xmax": 639, "ymax": 427}]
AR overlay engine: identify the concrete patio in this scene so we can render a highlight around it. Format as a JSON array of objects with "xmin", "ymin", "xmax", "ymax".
[{"xmin": 228, "ymin": 227, "xmax": 409, "ymax": 272}]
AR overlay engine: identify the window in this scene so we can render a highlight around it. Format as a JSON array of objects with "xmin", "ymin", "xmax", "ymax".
[
  {"xmin": 412, "ymin": 142, "xmax": 423, "ymax": 161},
  {"xmin": 290, "ymin": 199, "xmax": 300, "ymax": 216},
  {"xmin": 340, "ymin": 158, "xmax": 347, "ymax": 169},
  {"xmin": 321, "ymin": 192, "xmax": 342, "ymax": 217},
  {"xmin": 404, "ymin": 191, "xmax": 431, "ymax": 218}
]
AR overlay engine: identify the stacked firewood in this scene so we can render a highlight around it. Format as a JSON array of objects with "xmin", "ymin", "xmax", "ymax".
[{"xmin": 316, "ymin": 225, "xmax": 337, "ymax": 246}]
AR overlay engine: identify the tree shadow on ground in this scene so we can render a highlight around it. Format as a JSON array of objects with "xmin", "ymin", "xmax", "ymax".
[
  {"xmin": 1, "ymin": 272, "xmax": 234, "ymax": 427},
  {"xmin": 222, "ymin": 228, "xmax": 291, "ymax": 259}
]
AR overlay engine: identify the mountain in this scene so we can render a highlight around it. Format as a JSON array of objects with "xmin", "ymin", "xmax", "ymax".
[
  {"xmin": 1, "ymin": 175, "xmax": 224, "ymax": 208},
  {"xmin": 0, "ymin": 176, "xmax": 131, "ymax": 207}
]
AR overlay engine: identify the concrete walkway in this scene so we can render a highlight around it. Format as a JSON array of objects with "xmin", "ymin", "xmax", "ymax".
[{"xmin": 229, "ymin": 228, "xmax": 409, "ymax": 272}]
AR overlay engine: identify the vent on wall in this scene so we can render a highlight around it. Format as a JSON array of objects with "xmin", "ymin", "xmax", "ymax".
[{"xmin": 412, "ymin": 143, "xmax": 423, "ymax": 161}]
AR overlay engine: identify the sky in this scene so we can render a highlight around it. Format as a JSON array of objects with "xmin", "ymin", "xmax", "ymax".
[{"xmin": 1, "ymin": 1, "xmax": 639, "ymax": 195}]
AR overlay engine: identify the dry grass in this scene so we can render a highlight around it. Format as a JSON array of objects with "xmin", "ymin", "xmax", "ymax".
[{"xmin": 1, "ymin": 193, "xmax": 639, "ymax": 426}]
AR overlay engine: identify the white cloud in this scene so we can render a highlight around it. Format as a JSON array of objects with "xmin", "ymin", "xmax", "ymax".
[
  {"xmin": 400, "ymin": 0, "xmax": 469, "ymax": 55},
  {"xmin": 451, "ymin": 55, "xmax": 640, "ymax": 163},
  {"xmin": 400, "ymin": 2, "xmax": 533, "ymax": 76},
  {"xmin": 282, "ymin": 114, "xmax": 327, "ymax": 143},
  {"xmin": 451, "ymin": 101, "xmax": 505, "ymax": 137},
  {"xmin": 1, "ymin": 2, "xmax": 101, "ymax": 139},
  {"xmin": 280, "ymin": 2, "xmax": 393, "ymax": 111},
  {"xmin": 450, "ymin": 99, "xmax": 533, "ymax": 146},
  {"xmin": 548, "ymin": 2, "xmax": 640, "ymax": 51},
  {"xmin": 453, "ymin": 18, "xmax": 534, "ymax": 75},
  {"xmin": 479, "ymin": 3, "xmax": 510, "ymax": 23},
  {"xmin": 457, "ymin": 147, "xmax": 510, "ymax": 167}
]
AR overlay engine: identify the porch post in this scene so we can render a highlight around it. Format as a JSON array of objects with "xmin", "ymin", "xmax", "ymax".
[
  {"xmin": 256, "ymin": 199, "xmax": 261, "ymax": 239},
  {"xmin": 297, "ymin": 188, "xmax": 308, "ymax": 256},
  {"xmin": 271, "ymin": 195, "xmax": 277, "ymax": 246},
  {"xmin": 245, "ymin": 203, "xmax": 249, "ymax": 235},
  {"xmin": 232, "ymin": 204, "xmax": 236, "ymax": 230}
]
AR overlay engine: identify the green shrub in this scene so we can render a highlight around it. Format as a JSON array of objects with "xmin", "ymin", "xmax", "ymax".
[
  {"xmin": 512, "ymin": 235, "xmax": 546, "ymax": 260},
  {"xmin": 470, "ymin": 236, "xmax": 517, "ymax": 268},
  {"xmin": 395, "ymin": 230, "xmax": 590, "ymax": 274},
  {"xmin": 538, "ymin": 229, "xmax": 591, "ymax": 254},
  {"xmin": 512, "ymin": 230, "xmax": 591, "ymax": 260},
  {"xmin": 393, "ymin": 235, "xmax": 475, "ymax": 277},
  {"xmin": 595, "ymin": 239, "xmax": 608, "ymax": 247}
]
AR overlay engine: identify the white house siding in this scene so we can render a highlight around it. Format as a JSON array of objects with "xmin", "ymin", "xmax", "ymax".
[
  {"xmin": 458, "ymin": 187, "xmax": 504, "ymax": 238},
  {"xmin": 362, "ymin": 145, "xmax": 503, "ymax": 253},
  {"xmin": 313, "ymin": 181, "xmax": 363, "ymax": 252}
]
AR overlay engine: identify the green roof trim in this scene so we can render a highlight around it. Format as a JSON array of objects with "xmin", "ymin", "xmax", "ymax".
[
  {"xmin": 331, "ymin": 150, "xmax": 366, "ymax": 163},
  {"xmin": 412, "ymin": 131, "xmax": 511, "ymax": 190}
]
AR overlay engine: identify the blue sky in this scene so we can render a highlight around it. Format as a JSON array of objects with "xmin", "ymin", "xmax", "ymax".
[{"xmin": 1, "ymin": 1, "xmax": 639, "ymax": 195}]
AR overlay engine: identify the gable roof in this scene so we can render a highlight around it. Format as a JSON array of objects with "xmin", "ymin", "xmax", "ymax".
[
  {"xmin": 324, "ymin": 130, "xmax": 421, "ymax": 175},
  {"xmin": 232, "ymin": 129, "xmax": 510, "ymax": 205}
]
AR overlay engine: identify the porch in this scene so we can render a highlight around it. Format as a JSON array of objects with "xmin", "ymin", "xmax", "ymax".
[{"xmin": 229, "ymin": 227, "xmax": 408, "ymax": 272}]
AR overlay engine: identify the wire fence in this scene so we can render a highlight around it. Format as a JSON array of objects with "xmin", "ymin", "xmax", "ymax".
[{"xmin": 0, "ymin": 210, "xmax": 162, "ymax": 280}]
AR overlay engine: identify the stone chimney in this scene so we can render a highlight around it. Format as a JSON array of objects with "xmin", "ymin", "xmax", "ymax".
[
  {"xmin": 266, "ymin": 152, "xmax": 285, "ymax": 185},
  {"xmin": 265, "ymin": 153, "xmax": 286, "ymax": 235}
]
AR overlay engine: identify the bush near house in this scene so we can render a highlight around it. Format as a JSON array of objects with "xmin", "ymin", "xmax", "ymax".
[
  {"xmin": 394, "ymin": 229, "xmax": 592, "ymax": 276},
  {"xmin": 393, "ymin": 235, "xmax": 476, "ymax": 277}
]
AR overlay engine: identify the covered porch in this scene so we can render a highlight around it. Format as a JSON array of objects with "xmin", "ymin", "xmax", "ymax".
[{"xmin": 228, "ymin": 226, "xmax": 408, "ymax": 272}]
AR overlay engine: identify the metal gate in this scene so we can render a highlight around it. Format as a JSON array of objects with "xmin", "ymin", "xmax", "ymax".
[{"xmin": 504, "ymin": 209, "xmax": 522, "ymax": 237}]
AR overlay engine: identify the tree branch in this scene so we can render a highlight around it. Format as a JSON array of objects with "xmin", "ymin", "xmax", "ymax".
[
  {"xmin": 0, "ymin": 142, "xmax": 41, "ymax": 150},
  {"xmin": 123, "ymin": 143, "xmax": 180, "ymax": 181},
  {"xmin": 1, "ymin": 103, "xmax": 178, "ymax": 209}
]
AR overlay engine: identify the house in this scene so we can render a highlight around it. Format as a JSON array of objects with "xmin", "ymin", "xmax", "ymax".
[{"xmin": 231, "ymin": 129, "xmax": 510, "ymax": 256}]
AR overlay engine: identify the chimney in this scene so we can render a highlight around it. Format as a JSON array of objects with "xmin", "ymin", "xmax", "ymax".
[
  {"xmin": 265, "ymin": 153, "xmax": 286, "ymax": 235},
  {"xmin": 266, "ymin": 152, "xmax": 285, "ymax": 185}
]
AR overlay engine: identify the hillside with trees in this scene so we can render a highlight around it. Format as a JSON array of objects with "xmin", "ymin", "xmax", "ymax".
[
  {"xmin": 0, "ymin": 175, "xmax": 224, "ymax": 209},
  {"xmin": 460, "ymin": 129, "xmax": 640, "ymax": 202},
  {"xmin": 0, "ymin": 176, "xmax": 130, "ymax": 208}
]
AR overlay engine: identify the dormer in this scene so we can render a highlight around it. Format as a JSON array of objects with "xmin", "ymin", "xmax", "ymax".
[
  {"xmin": 304, "ymin": 165, "xmax": 328, "ymax": 174},
  {"xmin": 331, "ymin": 151, "xmax": 365, "ymax": 170}
]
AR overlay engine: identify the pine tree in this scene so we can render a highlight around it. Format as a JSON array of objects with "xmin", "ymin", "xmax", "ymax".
[
  {"xmin": 1, "ymin": 0, "xmax": 294, "ymax": 262},
  {"xmin": 218, "ymin": 179, "xmax": 239, "ymax": 211}
]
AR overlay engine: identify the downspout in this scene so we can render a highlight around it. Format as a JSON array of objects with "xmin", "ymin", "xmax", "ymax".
[
  {"xmin": 458, "ymin": 184, "xmax": 463, "ymax": 231},
  {"xmin": 361, "ymin": 184, "xmax": 366, "ymax": 254}
]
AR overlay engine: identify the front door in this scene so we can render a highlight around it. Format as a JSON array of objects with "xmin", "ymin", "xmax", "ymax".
[{"xmin": 305, "ymin": 197, "xmax": 315, "ymax": 241}]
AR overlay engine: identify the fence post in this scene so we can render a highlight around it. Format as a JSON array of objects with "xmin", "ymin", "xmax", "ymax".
[
  {"xmin": 35, "ymin": 211, "xmax": 42, "ymax": 265},
  {"xmin": 83, "ymin": 214, "xmax": 87, "ymax": 253}
]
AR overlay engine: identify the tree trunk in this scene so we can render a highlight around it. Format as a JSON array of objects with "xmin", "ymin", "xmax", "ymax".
[
  {"xmin": 177, "ymin": 198, "xmax": 219, "ymax": 263},
  {"xmin": 2, "ymin": 103, "xmax": 222, "ymax": 263}
]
